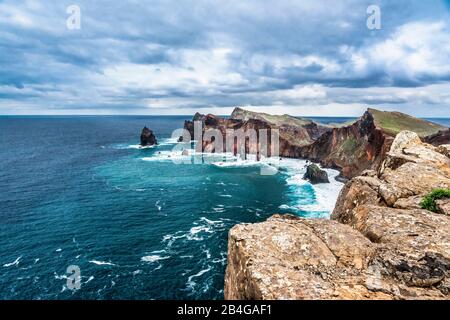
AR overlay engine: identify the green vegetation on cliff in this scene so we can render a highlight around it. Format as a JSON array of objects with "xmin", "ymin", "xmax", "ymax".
[
  {"xmin": 420, "ymin": 189, "xmax": 450, "ymax": 213},
  {"xmin": 368, "ymin": 108, "xmax": 446, "ymax": 137},
  {"xmin": 231, "ymin": 107, "xmax": 316, "ymax": 127}
]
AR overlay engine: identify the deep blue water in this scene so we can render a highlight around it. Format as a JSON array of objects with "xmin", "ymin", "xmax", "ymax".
[{"xmin": 0, "ymin": 115, "xmax": 448, "ymax": 300}]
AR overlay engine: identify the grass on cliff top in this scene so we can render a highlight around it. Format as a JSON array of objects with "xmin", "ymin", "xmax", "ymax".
[
  {"xmin": 232, "ymin": 107, "xmax": 318, "ymax": 127},
  {"xmin": 368, "ymin": 108, "xmax": 446, "ymax": 137},
  {"xmin": 420, "ymin": 189, "xmax": 450, "ymax": 213}
]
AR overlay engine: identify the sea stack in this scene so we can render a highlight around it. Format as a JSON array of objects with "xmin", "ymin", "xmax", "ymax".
[
  {"xmin": 303, "ymin": 164, "xmax": 329, "ymax": 184},
  {"xmin": 140, "ymin": 126, "xmax": 157, "ymax": 146}
]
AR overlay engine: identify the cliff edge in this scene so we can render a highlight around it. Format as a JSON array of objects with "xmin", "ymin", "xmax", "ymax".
[
  {"xmin": 224, "ymin": 131, "xmax": 450, "ymax": 300},
  {"xmin": 298, "ymin": 108, "xmax": 447, "ymax": 179}
]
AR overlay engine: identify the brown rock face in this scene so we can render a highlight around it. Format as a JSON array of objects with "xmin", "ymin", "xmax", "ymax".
[
  {"xmin": 183, "ymin": 108, "xmax": 445, "ymax": 180},
  {"xmin": 181, "ymin": 108, "xmax": 330, "ymax": 159},
  {"xmin": 298, "ymin": 110, "xmax": 392, "ymax": 179},
  {"xmin": 224, "ymin": 131, "xmax": 450, "ymax": 300},
  {"xmin": 297, "ymin": 108, "xmax": 446, "ymax": 179},
  {"xmin": 436, "ymin": 199, "xmax": 450, "ymax": 216},
  {"xmin": 224, "ymin": 215, "xmax": 388, "ymax": 300}
]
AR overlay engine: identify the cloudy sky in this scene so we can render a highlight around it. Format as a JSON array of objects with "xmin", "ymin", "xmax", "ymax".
[{"xmin": 1, "ymin": 0, "xmax": 450, "ymax": 116}]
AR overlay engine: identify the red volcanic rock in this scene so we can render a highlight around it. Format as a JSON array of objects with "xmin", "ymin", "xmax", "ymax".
[
  {"xmin": 298, "ymin": 110, "xmax": 392, "ymax": 179},
  {"xmin": 182, "ymin": 108, "xmax": 330, "ymax": 160},
  {"xmin": 183, "ymin": 107, "xmax": 445, "ymax": 180}
]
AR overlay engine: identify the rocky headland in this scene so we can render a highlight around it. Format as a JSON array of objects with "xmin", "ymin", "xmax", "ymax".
[
  {"xmin": 183, "ymin": 107, "xmax": 447, "ymax": 179},
  {"xmin": 224, "ymin": 131, "xmax": 450, "ymax": 300},
  {"xmin": 179, "ymin": 107, "xmax": 449, "ymax": 299}
]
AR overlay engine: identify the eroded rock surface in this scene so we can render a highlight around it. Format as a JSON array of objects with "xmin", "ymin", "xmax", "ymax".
[
  {"xmin": 183, "ymin": 108, "xmax": 446, "ymax": 179},
  {"xmin": 224, "ymin": 215, "xmax": 387, "ymax": 300},
  {"xmin": 140, "ymin": 126, "xmax": 157, "ymax": 146},
  {"xmin": 303, "ymin": 164, "xmax": 329, "ymax": 184},
  {"xmin": 225, "ymin": 131, "xmax": 450, "ymax": 300}
]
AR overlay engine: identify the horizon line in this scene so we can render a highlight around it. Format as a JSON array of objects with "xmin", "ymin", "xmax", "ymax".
[{"xmin": 1, "ymin": 114, "xmax": 450, "ymax": 119}]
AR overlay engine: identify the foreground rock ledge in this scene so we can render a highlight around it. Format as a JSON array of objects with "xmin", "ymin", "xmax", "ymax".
[{"xmin": 224, "ymin": 131, "xmax": 450, "ymax": 300}]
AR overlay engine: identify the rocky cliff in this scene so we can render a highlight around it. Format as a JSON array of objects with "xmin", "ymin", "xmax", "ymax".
[
  {"xmin": 298, "ymin": 110, "xmax": 389, "ymax": 179},
  {"xmin": 224, "ymin": 131, "xmax": 450, "ymax": 300},
  {"xmin": 298, "ymin": 108, "xmax": 447, "ymax": 179},
  {"xmin": 181, "ymin": 108, "xmax": 330, "ymax": 158},
  {"xmin": 183, "ymin": 108, "xmax": 446, "ymax": 179}
]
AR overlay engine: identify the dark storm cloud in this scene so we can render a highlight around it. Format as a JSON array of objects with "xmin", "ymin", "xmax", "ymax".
[{"xmin": 0, "ymin": 0, "xmax": 449, "ymax": 115}]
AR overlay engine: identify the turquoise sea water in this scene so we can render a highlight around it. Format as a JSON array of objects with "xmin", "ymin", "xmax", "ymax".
[{"xmin": 0, "ymin": 116, "xmax": 447, "ymax": 299}]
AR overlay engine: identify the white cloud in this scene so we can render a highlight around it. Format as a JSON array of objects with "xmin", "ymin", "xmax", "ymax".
[
  {"xmin": 352, "ymin": 21, "xmax": 450, "ymax": 83},
  {"xmin": 1, "ymin": 0, "xmax": 449, "ymax": 116}
]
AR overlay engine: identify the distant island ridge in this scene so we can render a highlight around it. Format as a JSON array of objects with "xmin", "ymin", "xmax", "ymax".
[{"xmin": 177, "ymin": 107, "xmax": 448, "ymax": 180}]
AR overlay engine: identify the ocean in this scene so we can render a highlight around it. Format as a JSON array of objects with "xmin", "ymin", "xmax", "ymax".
[{"xmin": 0, "ymin": 115, "xmax": 448, "ymax": 299}]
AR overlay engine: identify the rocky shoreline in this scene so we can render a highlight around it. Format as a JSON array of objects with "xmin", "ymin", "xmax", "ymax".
[
  {"xmin": 182, "ymin": 107, "xmax": 447, "ymax": 179},
  {"xmin": 170, "ymin": 107, "xmax": 450, "ymax": 299},
  {"xmin": 224, "ymin": 131, "xmax": 450, "ymax": 300}
]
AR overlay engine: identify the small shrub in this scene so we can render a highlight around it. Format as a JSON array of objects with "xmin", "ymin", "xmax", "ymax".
[{"xmin": 420, "ymin": 189, "xmax": 450, "ymax": 212}]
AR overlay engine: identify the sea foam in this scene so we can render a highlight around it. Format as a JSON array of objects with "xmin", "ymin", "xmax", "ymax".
[{"xmin": 89, "ymin": 260, "xmax": 117, "ymax": 266}]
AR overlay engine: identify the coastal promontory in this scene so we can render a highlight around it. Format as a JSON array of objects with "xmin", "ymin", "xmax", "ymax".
[{"xmin": 224, "ymin": 131, "xmax": 450, "ymax": 300}]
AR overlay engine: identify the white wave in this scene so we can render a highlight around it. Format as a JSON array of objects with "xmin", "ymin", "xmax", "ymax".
[
  {"xmin": 132, "ymin": 144, "xmax": 155, "ymax": 149},
  {"xmin": 188, "ymin": 225, "xmax": 213, "ymax": 240},
  {"xmin": 189, "ymin": 267, "xmax": 211, "ymax": 281},
  {"xmin": 141, "ymin": 255, "xmax": 170, "ymax": 263},
  {"xmin": 3, "ymin": 256, "xmax": 21, "ymax": 267},
  {"xmin": 212, "ymin": 160, "xmax": 266, "ymax": 169},
  {"xmin": 54, "ymin": 272, "xmax": 67, "ymax": 280},
  {"xmin": 114, "ymin": 144, "xmax": 156, "ymax": 150},
  {"xmin": 153, "ymin": 264, "xmax": 163, "ymax": 271},
  {"xmin": 89, "ymin": 260, "xmax": 116, "ymax": 266},
  {"xmin": 212, "ymin": 252, "xmax": 227, "ymax": 265},
  {"xmin": 84, "ymin": 276, "xmax": 95, "ymax": 284},
  {"xmin": 275, "ymin": 158, "xmax": 344, "ymax": 215},
  {"xmin": 141, "ymin": 150, "xmax": 191, "ymax": 162},
  {"xmin": 149, "ymin": 249, "xmax": 167, "ymax": 254},
  {"xmin": 155, "ymin": 200, "xmax": 162, "ymax": 211},
  {"xmin": 158, "ymin": 137, "xmax": 181, "ymax": 146},
  {"xmin": 186, "ymin": 266, "xmax": 212, "ymax": 291},
  {"xmin": 161, "ymin": 220, "xmax": 220, "ymax": 247},
  {"xmin": 199, "ymin": 217, "xmax": 223, "ymax": 225}
]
